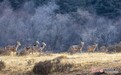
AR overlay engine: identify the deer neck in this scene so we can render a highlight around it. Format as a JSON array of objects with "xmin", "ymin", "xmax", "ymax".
[
  {"xmin": 41, "ymin": 45, "xmax": 45, "ymax": 49},
  {"xmin": 79, "ymin": 44, "xmax": 84, "ymax": 48},
  {"xmin": 79, "ymin": 44, "xmax": 84, "ymax": 51},
  {"xmin": 15, "ymin": 44, "xmax": 20, "ymax": 51},
  {"xmin": 35, "ymin": 44, "xmax": 39, "ymax": 47},
  {"xmin": 42, "ymin": 45, "xmax": 44, "ymax": 49},
  {"xmin": 93, "ymin": 45, "xmax": 98, "ymax": 51}
]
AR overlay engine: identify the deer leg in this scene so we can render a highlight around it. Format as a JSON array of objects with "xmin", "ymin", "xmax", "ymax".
[
  {"xmin": 79, "ymin": 48, "xmax": 83, "ymax": 53},
  {"xmin": 32, "ymin": 50, "xmax": 34, "ymax": 55},
  {"xmin": 38, "ymin": 50, "xmax": 42, "ymax": 56},
  {"xmin": 11, "ymin": 52, "xmax": 14, "ymax": 56},
  {"xmin": 80, "ymin": 50, "xmax": 83, "ymax": 53}
]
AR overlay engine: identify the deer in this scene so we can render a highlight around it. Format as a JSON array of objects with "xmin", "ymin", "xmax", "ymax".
[
  {"xmin": 31, "ymin": 41, "xmax": 40, "ymax": 54},
  {"xmin": 24, "ymin": 41, "xmax": 40, "ymax": 54},
  {"xmin": 68, "ymin": 41, "xmax": 85, "ymax": 54},
  {"xmin": 38, "ymin": 41, "xmax": 46, "ymax": 55},
  {"xmin": 16, "ymin": 41, "xmax": 40, "ymax": 55},
  {"xmin": 5, "ymin": 41, "xmax": 21, "ymax": 55},
  {"xmin": 88, "ymin": 43, "xmax": 98, "ymax": 52}
]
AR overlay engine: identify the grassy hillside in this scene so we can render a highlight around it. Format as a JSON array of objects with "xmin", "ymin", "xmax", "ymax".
[{"xmin": 0, "ymin": 52, "xmax": 121, "ymax": 75}]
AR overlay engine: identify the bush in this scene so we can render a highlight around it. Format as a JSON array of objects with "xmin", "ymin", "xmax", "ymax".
[
  {"xmin": 33, "ymin": 60, "xmax": 53, "ymax": 75},
  {"xmin": 99, "ymin": 46, "xmax": 108, "ymax": 52},
  {"xmin": 16, "ymin": 50, "xmax": 29, "ymax": 56},
  {"xmin": 107, "ymin": 44, "xmax": 121, "ymax": 53},
  {"xmin": 0, "ymin": 50, "xmax": 11, "ymax": 56},
  {"xmin": 32, "ymin": 56, "xmax": 73, "ymax": 75},
  {"xmin": 0, "ymin": 60, "xmax": 5, "ymax": 71},
  {"xmin": 107, "ymin": 45, "xmax": 116, "ymax": 53},
  {"xmin": 115, "ymin": 44, "xmax": 121, "ymax": 52}
]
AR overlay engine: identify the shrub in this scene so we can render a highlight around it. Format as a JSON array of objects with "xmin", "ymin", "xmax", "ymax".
[
  {"xmin": 115, "ymin": 45, "xmax": 121, "ymax": 52},
  {"xmin": 0, "ymin": 60, "xmax": 5, "ymax": 71},
  {"xmin": 16, "ymin": 50, "xmax": 29, "ymax": 56},
  {"xmin": 107, "ymin": 45, "xmax": 116, "ymax": 53},
  {"xmin": 32, "ymin": 56, "xmax": 73, "ymax": 75},
  {"xmin": 33, "ymin": 60, "xmax": 53, "ymax": 75},
  {"xmin": 0, "ymin": 50, "xmax": 11, "ymax": 56},
  {"xmin": 107, "ymin": 44, "xmax": 121, "ymax": 53},
  {"xmin": 99, "ymin": 46, "xmax": 108, "ymax": 52}
]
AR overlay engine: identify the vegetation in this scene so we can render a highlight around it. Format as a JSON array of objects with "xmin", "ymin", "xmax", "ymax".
[
  {"xmin": 0, "ymin": 53, "xmax": 121, "ymax": 75},
  {"xmin": 33, "ymin": 56, "xmax": 73, "ymax": 75},
  {"xmin": 3, "ymin": 0, "xmax": 121, "ymax": 19},
  {"xmin": 0, "ymin": 60, "xmax": 5, "ymax": 71},
  {"xmin": 0, "ymin": 0, "xmax": 120, "ymax": 74},
  {"xmin": 0, "ymin": 0, "xmax": 121, "ymax": 51}
]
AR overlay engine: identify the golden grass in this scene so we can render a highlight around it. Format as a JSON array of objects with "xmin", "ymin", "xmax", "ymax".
[{"xmin": 0, "ymin": 52, "xmax": 121, "ymax": 75}]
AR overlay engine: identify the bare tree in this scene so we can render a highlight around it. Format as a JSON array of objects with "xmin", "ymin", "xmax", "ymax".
[{"xmin": 68, "ymin": 41, "xmax": 84, "ymax": 54}]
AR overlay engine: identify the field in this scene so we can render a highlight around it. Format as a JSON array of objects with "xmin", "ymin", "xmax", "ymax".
[{"xmin": 0, "ymin": 52, "xmax": 121, "ymax": 75}]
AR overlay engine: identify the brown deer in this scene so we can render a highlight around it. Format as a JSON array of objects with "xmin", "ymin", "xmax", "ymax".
[
  {"xmin": 88, "ymin": 43, "xmax": 98, "ymax": 52},
  {"xmin": 24, "ymin": 41, "xmax": 40, "ymax": 54},
  {"xmin": 68, "ymin": 41, "xmax": 84, "ymax": 54},
  {"xmin": 5, "ymin": 41, "xmax": 21, "ymax": 55},
  {"xmin": 16, "ymin": 41, "xmax": 40, "ymax": 55}
]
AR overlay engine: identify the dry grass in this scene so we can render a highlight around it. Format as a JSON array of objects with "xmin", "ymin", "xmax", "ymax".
[{"xmin": 0, "ymin": 52, "xmax": 121, "ymax": 75}]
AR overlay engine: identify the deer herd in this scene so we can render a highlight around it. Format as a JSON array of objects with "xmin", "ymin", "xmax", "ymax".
[
  {"xmin": 0, "ymin": 40, "xmax": 119, "ymax": 55},
  {"xmin": 68, "ymin": 41, "xmax": 99, "ymax": 54},
  {"xmin": 0, "ymin": 41, "xmax": 47, "ymax": 56}
]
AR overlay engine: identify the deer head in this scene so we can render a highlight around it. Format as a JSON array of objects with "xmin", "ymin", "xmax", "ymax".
[
  {"xmin": 35, "ymin": 41, "xmax": 40, "ymax": 45},
  {"xmin": 17, "ymin": 41, "xmax": 21, "ymax": 46},
  {"xmin": 42, "ymin": 42, "xmax": 46, "ymax": 47},
  {"xmin": 94, "ymin": 43, "xmax": 98, "ymax": 47},
  {"xmin": 15, "ymin": 41, "xmax": 21, "ymax": 51}
]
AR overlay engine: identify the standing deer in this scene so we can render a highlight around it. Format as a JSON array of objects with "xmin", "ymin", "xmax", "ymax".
[
  {"xmin": 38, "ymin": 41, "xmax": 46, "ymax": 54},
  {"xmin": 88, "ymin": 43, "xmax": 98, "ymax": 52},
  {"xmin": 5, "ymin": 41, "xmax": 21, "ymax": 55},
  {"xmin": 32, "ymin": 41, "xmax": 40, "ymax": 54},
  {"xmin": 68, "ymin": 41, "xmax": 85, "ymax": 54}
]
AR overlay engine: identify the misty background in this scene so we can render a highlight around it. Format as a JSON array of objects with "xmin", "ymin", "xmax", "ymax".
[{"xmin": 0, "ymin": 0, "xmax": 121, "ymax": 52}]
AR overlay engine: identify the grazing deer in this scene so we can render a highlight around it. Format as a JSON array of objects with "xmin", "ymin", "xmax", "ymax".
[
  {"xmin": 68, "ymin": 41, "xmax": 84, "ymax": 54},
  {"xmin": 5, "ymin": 41, "xmax": 21, "ymax": 55},
  {"xmin": 24, "ymin": 41, "xmax": 41, "ymax": 54},
  {"xmin": 88, "ymin": 43, "xmax": 98, "ymax": 52}
]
